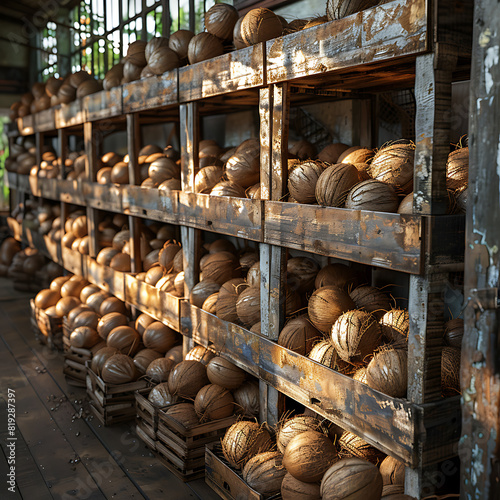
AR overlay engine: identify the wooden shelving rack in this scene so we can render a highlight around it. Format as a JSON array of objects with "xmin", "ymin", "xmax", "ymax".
[{"xmin": 5, "ymin": 0, "xmax": 472, "ymax": 496}]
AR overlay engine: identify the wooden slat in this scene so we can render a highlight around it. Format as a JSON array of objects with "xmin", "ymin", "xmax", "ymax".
[
  {"xmin": 86, "ymin": 257, "xmax": 126, "ymax": 301},
  {"xmin": 266, "ymin": 0, "xmax": 428, "ymax": 85},
  {"xmin": 59, "ymin": 179, "xmax": 87, "ymax": 205},
  {"xmin": 177, "ymin": 192, "xmax": 262, "ymax": 241},
  {"xmin": 178, "ymin": 44, "xmax": 265, "ymax": 102},
  {"xmin": 62, "ymin": 247, "xmax": 87, "ymax": 276},
  {"xmin": 122, "ymin": 72, "xmax": 178, "ymax": 113},
  {"xmin": 122, "ymin": 185, "xmax": 178, "ymax": 222},
  {"xmin": 84, "ymin": 87, "xmax": 122, "ymax": 121},
  {"xmin": 55, "ymin": 100, "xmax": 85, "ymax": 128},
  {"xmin": 83, "ymin": 182, "xmax": 123, "ymax": 212},
  {"xmin": 33, "ymin": 108, "xmax": 55, "ymax": 132},
  {"xmin": 264, "ymin": 202, "xmax": 423, "ymax": 273}
]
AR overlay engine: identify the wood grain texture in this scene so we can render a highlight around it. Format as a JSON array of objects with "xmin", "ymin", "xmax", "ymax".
[
  {"xmin": 122, "ymin": 185, "xmax": 178, "ymax": 222},
  {"xmin": 84, "ymin": 87, "xmax": 122, "ymax": 121},
  {"xmin": 33, "ymin": 107, "xmax": 55, "ymax": 132},
  {"xmin": 461, "ymin": 0, "xmax": 500, "ymax": 495},
  {"xmin": 86, "ymin": 257, "xmax": 126, "ymax": 301},
  {"xmin": 83, "ymin": 182, "xmax": 123, "ymax": 212},
  {"xmin": 266, "ymin": 0, "xmax": 428, "ymax": 84},
  {"xmin": 264, "ymin": 202, "xmax": 423, "ymax": 273},
  {"xmin": 177, "ymin": 192, "xmax": 262, "ymax": 241},
  {"xmin": 54, "ymin": 101, "xmax": 85, "ymax": 128},
  {"xmin": 179, "ymin": 44, "xmax": 264, "ymax": 103},
  {"xmin": 122, "ymin": 72, "xmax": 178, "ymax": 113}
]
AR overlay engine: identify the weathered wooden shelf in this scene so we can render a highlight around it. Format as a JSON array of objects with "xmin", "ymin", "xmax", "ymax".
[
  {"xmin": 122, "ymin": 72, "xmax": 178, "ymax": 113},
  {"xmin": 83, "ymin": 182, "xmax": 123, "ymax": 213},
  {"xmin": 34, "ymin": 108, "xmax": 56, "ymax": 132},
  {"xmin": 55, "ymin": 101, "xmax": 85, "ymax": 129},
  {"xmin": 121, "ymin": 185, "xmax": 178, "ymax": 223},
  {"xmin": 17, "ymin": 114, "xmax": 34, "ymax": 136},
  {"xmin": 86, "ymin": 257, "xmax": 126, "ymax": 301},
  {"xmin": 84, "ymin": 87, "xmax": 123, "ymax": 121},
  {"xmin": 177, "ymin": 193, "xmax": 262, "ymax": 242}
]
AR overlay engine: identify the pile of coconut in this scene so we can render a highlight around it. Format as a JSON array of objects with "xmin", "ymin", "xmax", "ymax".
[
  {"xmin": 220, "ymin": 411, "xmax": 415, "ymax": 499},
  {"xmin": 5, "ymin": 137, "xmax": 37, "ymax": 175},
  {"xmin": 142, "ymin": 345, "xmax": 260, "ymax": 428},
  {"xmin": 287, "ymin": 139, "xmax": 468, "ymax": 215}
]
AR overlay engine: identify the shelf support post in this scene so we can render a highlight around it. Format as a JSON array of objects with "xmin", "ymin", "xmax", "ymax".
[{"xmin": 84, "ymin": 121, "xmax": 99, "ymax": 258}]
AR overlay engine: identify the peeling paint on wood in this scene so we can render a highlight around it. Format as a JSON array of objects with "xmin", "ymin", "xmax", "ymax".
[{"xmin": 122, "ymin": 72, "xmax": 177, "ymax": 113}]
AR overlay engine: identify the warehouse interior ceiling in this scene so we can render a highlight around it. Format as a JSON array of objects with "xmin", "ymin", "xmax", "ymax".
[{"xmin": 0, "ymin": 0, "xmax": 80, "ymax": 23}]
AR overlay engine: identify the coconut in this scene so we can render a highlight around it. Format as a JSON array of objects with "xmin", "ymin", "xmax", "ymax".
[
  {"xmin": 443, "ymin": 318, "xmax": 463, "ymax": 348},
  {"xmin": 369, "ymin": 142, "xmax": 415, "ymax": 194},
  {"xmin": 35, "ymin": 289, "xmax": 61, "ymax": 309},
  {"xmin": 169, "ymin": 30, "xmax": 194, "ymax": 61},
  {"xmin": 278, "ymin": 316, "xmax": 322, "ymax": 355},
  {"xmin": 315, "ymin": 163, "xmax": 360, "ymax": 207},
  {"xmin": 236, "ymin": 286, "xmax": 261, "ymax": 327},
  {"xmin": 101, "ymin": 354, "xmax": 138, "ymax": 384},
  {"xmin": 239, "ymin": 252, "xmax": 259, "ymax": 273},
  {"xmin": 446, "ymin": 147, "xmax": 468, "ymax": 191},
  {"xmin": 338, "ymin": 147, "xmax": 374, "ymax": 164},
  {"xmin": 207, "ymin": 356, "xmax": 246, "ymax": 389},
  {"xmin": 143, "ymin": 249, "xmax": 160, "ymax": 271},
  {"xmin": 143, "ymin": 322, "xmax": 178, "ymax": 353},
  {"xmin": 211, "ymin": 180, "xmax": 246, "ymax": 198},
  {"xmin": 144, "ymin": 266, "xmax": 164, "ymax": 286},
  {"xmin": 97, "ymin": 312, "xmax": 128, "ymax": 340},
  {"xmin": 278, "ymin": 415, "xmax": 327, "ymax": 454},
  {"xmin": 308, "ymin": 340, "xmax": 350, "ymax": 372},
  {"xmin": 331, "ymin": 310, "xmax": 382, "ymax": 364},
  {"xmin": 283, "ymin": 430, "xmax": 338, "ymax": 483},
  {"xmin": 165, "ymin": 345, "xmax": 183, "ymax": 365},
  {"xmin": 246, "ymin": 184, "xmax": 261, "ymax": 199},
  {"xmin": 96, "ymin": 247, "xmax": 119, "ymax": 266},
  {"xmin": 308, "ymin": 286, "xmax": 355, "ymax": 334},
  {"xmin": 205, "ymin": 3, "xmax": 239, "ymax": 40},
  {"xmin": 187, "ymin": 32, "xmax": 224, "ymax": 65},
  {"xmin": 289, "ymin": 140, "xmax": 317, "ymax": 161},
  {"xmin": 315, "ymin": 263, "xmax": 360, "ymax": 291},
  {"xmin": 76, "ymin": 79, "xmax": 102, "ymax": 98},
  {"xmin": 288, "ymin": 161, "xmax": 326, "ymax": 204},
  {"xmin": 55, "ymin": 296, "xmax": 80, "ymax": 318},
  {"xmin": 320, "ymin": 457, "xmax": 383, "ymax": 500},
  {"xmin": 233, "ymin": 380, "xmax": 259, "ymax": 416},
  {"xmin": 99, "ymin": 297, "xmax": 127, "ymax": 317},
  {"xmin": 317, "ymin": 143, "xmax": 350, "ymax": 163},
  {"xmin": 110, "ymin": 253, "xmax": 131, "ymax": 272},
  {"xmin": 189, "ymin": 281, "xmax": 220, "ymax": 309},
  {"xmin": 133, "ymin": 349, "xmax": 163, "ymax": 374},
  {"xmin": 126, "ymin": 40, "xmax": 147, "ymax": 66},
  {"xmin": 0, "ymin": 237, "xmax": 21, "ymax": 265},
  {"xmin": 67, "ymin": 305, "xmax": 92, "ymax": 327},
  {"xmin": 185, "ymin": 345, "xmax": 215, "ymax": 365},
  {"xmin": 106, "ymin": 326, "xmax": 141, "ymax": 355},
  {"xmin": 72, "ymin": 215, "xmax": 88, "ymax": 238},
  {"xmin": 287, "ymin": 257, "xmax": 320, "ymax": 293},
  {"xmin": 86, "ymin": 291, "xmax": 110, "ymax": 313},
  {"xmin": 163, "ymin": 403, "xmax": 199, "ymax": 428},
  {"xmin": 91, "ymin": 346, "xmax": 120, "ymax": 376},
  {"xmin": 338, "ymin": 432, "xmax": 385, "ymax": 465},
  {"xmin": 281, "ymin": 473, "xmax": 321, "ymax": 500},
  {"xmin": 168, "ymin": 360, "xmax": 209, "ymax": 398},
  {"xmin": 353, "ymin": 366, "xmax": 368, "ymax": 383},
  {"xmin": 148, "ymin": 382, "xmax": 177, "ymax": 407},
  {"xmin": 149, "ymin": 157, "xmax": 180, "ymax": 185},
  {"xmin": 208, "ymin": 239, "xmax": 237, "ymax": 254},
  {"xmin": 135, "ymin": 313, "xmax": 155, "ymax": 336},
  {"xmin": 194, "ymin": 384, "xmax": 234, "ymax": 422},
  {"xmin": 366, "ymin": 348, "xmax": 408, "ymax": 398},
  {"xmin": 240, "ymin": 8, "xmax": 283, "ymax": 46},
  {"xmin": 73, "ymin": 310, "xmax": 100, "ymax": 330},
  {"xmin": 350, "ymin": 286, "xmax": 392, "ymax": 320},
  {"xmin": 216, "ymin": 278, "xmax": 249, "ymax": 323},
  {"xmin": 222, "ymin": 421, "xmax": 273, "ymax": 470},
  {"xmin": 380, "ymin": 309, "xmax": 409, "ymax": 343},
  {"xmin": 148, "ymin": 46, "xmax": 180, "ymax": 75},
  {"xmin": 243, "ymin": 451, "xmax": 287, "ymax": 496},
  {"xmin": 397, "ymin": 192, "xmax": 413, "ymax": 214},
  {"xmin": 226, "ymin": 148, "xmax": 260, "ymax": 188},
  {"xmin": 195, "ymin": 166, "xmax": 224, "ymax": 194},
  {"xmin": 201, "ymin": 252, "xmax": 239, "ymax": 285},
  {"xmin": 380, "ymin": 456, "xmax": 405, "ymax": 486},
  {"xmin": 159, "ymin": 241, "xmax": 181, "ymax": 273},
  {"xmin": 80, "ymin": 285, "xmax": 102, "ymax": 306},
  {"xmin": 246, "ymin": 261, "xmax": 261, "ymax": 287},
  {"xmin": 442, "ymin": 346, "xmax": 461, "ymax": 397},
  {"xmin": 172, "ymin": 271, "xmax": 185, "ymax": 297},
  {"xmin": 146, "ymin": 357, "xmax": 176, "ymax": 382},
  {"xmin": 201, "ymin": 293, "xmax": 218, "ymax": 313},
  {"xmin": 69, "ymin": 326, "xmax": 100, "ymax": 348},
  {"xmin": 346, "ymin": 180, "xmax": 400, "ymax": 212},
  {"xmin": 110, "ymin": 162, "xmax": 129, "ymax": 184}
]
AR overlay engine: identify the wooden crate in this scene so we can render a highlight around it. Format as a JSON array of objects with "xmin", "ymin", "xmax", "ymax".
[
  {"xmin": 29, "ymin": 299, "xmax": 63, "ymax": 350},
  {"xmin": 205, "ymin": 443, "xmax": 281, "ymax": 500},
  {"xmin": 64, "ymin": 344, "xmax": 92, "ymax": 387},
  {"xmin": 155, "ymin": 403, "xmax": 236, "ymax": 482},
  {"xmin": 136, "ymin": 422, "xmax": 156, "ymax": 451},
  {"xmin": 135, "ymin": 388, "xmax": 157, "ymax": 440}
]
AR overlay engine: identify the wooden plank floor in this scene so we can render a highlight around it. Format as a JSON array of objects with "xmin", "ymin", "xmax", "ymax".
[{"xmin": 0, "ymin": 277, "xmax": 220, "ymax": 500}]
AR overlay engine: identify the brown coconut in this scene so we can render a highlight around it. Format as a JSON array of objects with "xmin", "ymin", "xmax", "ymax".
[
  {"xmin": 339, "ymin": 432, "xmax": 385, "ymax": 465},
  {"xmin": 143, "ymin": 321, "xmax": 178, "ymax": 353},
  {"xmin": 222, "ymin": 421, "xmax": 273, "ymax": 469},
  {"xmin": 202, "ymin": 293, "xmax": 219, "ymax": 313},
  {"xmin": 148, "ymin": 47, "xmax": 180, "ymax": 75},
  {"xmin": 278, "ymin": 315, "xmax": 322, "ymax": 355},
  {"xmin": 320, "ymin": 457, "xmax": 383, "ymax": 500},
  {"xmin": 211, "ymin": 180, "xmax": 246, "ymax": 198},
  {"xmin": 97, "ymin": 312, "xmax": 129, "ymax": 340},
  {"xmin": 247, "ymin": 262, "xmax": 260, "ymax": 287},
  {"xmin": 35, "ymin": 289, "xmax": 61, "ymax": 309},
  {"xmin": 289, "ymin": 140, "xmax": 317, "ymax": 161},
  {"xmin": 106, "ymin": 325, "xmax": 141, "ymax": 355},
  {"xmin": 69, "ymin": 326, "xmax": 100, "ymax": 349},
  {"xmin": 201, "ymin": 252, "xmax": 239, "ymax": 285},
  {"xmin": 308, "ymin": 286, "xmax": 355, "ymax": 334},
  {"xmin": 133, "ymin": 349, "xmax": 163, "ymax": 374},
  {"xmin": 315, "ymin": 163, "xmax": 360, "ymax": 207},
  {"xmin": 195, "ymin": 166, "xmax": 224, "ymax": 194},
  {"xmin": 287, "ymin": 257, "xmax": 320, "ymax": 294},
  {"xmin": 225, "ymin": 149, "xmax": 260, "ymax": 188},
  {"xmin": 283, "ymin": 430, "xmax": 338, "ymax": 483},
  {"xmin": 159, "ymin": 241, "xmax": 181, "ymax": 273},
  {"xmin": 278, "ymin": 415, "xmax": 328, "ymax": 454},
  {"xmin": 188, "ymin": 32, "xmax": 224, "ymax": 65},
  {"xmin": 205, "ymin": 3, "xmax": 239, "ymax": 41},
  {"xmin": 380, "ymin": 456, "xmax": 405, "ymax": 486},
  {"xmin": 135, "ymin": 313, "xmax": 155, "ymax": 336},
  {"xmin": 148, "ymin": 382, "xmax": 177, "ymax": 407},
  {"xmin": 353, "ymin": 366, "xmax": 368, "ymax": 383},
  {"xmin": 101, "ymin": 354, "xmax": 138, "ymax": 384},
  {"xmin": 91, "ymin": 346, "xmax": 120, "ymax": 376},
  {"xmin": 240, "ymin": 8, "xmax": 283, "ymax": 46},
  {"xmin": 308, "ymin": 340, "xmax": 350, "ymax": 373},
  {"xmin": 168, "ymin": 360, "xmax": 209, "ymax": 398},
  {"xmin": 338, "ymin": 147, "xmax": 374, "ymax": 164},
  {"xmin": 315, "ymin": 263, "xmax": 360, "ymax": 291},
  {"xmin": 346, "ymin": 179, "xmax": 400, "ymax": 212},
  {"xmin": 73, "ymin": 310, "xmax": 100, "ymax": 330},
  {"xmin": 369, "ymin": 142, "xmax": 415, "ymax": 194},
  {"xmin": 216, "ymin": 278, "xmax": 249, "ymax": 323},
  {"xmin": 446, "ymin": 147, "xmax": 468, "ymax": 191},
  {"xmin": 163, "ymin": 403, "xmax": 199, "ymax": 428},
  {"xmin": 444, "ymin": 318, "xmax": 464, "ymax": 348},
  {"xmin": 288, "ymin": 160, "xmax": 326, "ymax": 204},
  {"xmin": 281, "ymin": 473, "xmax": 321, "ymax": 500},
  {"xmin": 442, "ymin": 346, "xmax": 461, "ymax": 397},
  {"xmin": 194, "ymin": 384, "xmax": 234, "ymax": 422},
  {"xmin": 331, "ymin": 310, "xmax": 382, "ymax": 364},
  {"xmin": 169, "ymin": 30, "xmax": 194, "ymax": 61},
  {"xmin": 185, "ymin": 345, "xmax": 216, "ymax": 365},
  {"xmin": 380, "ymin": 309, "xmax": 409, "ymax": 344},
  {"xmin": 236, "ymin": 286, "xmax": 261, "ymax": 327},
  {"xmin": 366, "ymin": 348, "xmax": 408, "ymax": 398},
  {"xmin": 243, "ymin": 451, "xmax": 287, "ymax": 496},
  {"xmin": 207, "ymin": 356, "xmax": 246, "ymax": 390},
  {"xmin": 233, "ymin": 380, "xmax": 259, "ymax": 416},
  {"xmin": 96, "ymin": 247, "xmax": 119, "ymax": 266},
  {"xmin": 55, "ymin": 296, "xmax": 81, "ymax": 317},
  {"xmin": 146, "ymin": 357, "xmax": 176, "ymax": 382},
  {"xmin": 350, "ymin": 286, "xmax": 392, "ymax": 320},
  {"xmin": 397, "ymin": 192, "xmax": 414, "ymax": 214},
  {"xmin": 317, "ymin": 143, "xmax": 350, "ymax": 163}
]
